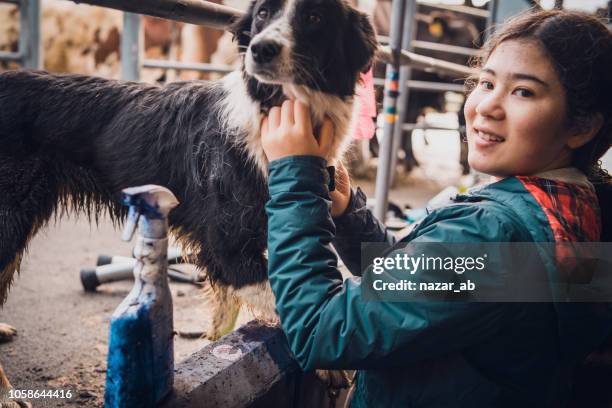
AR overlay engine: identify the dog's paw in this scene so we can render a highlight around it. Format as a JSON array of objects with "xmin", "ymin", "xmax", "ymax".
[
  {"xmin": 0, "ymin": 400, "xmax": 32, "ymax": 408},
  {"xmin": 316, "ymin": 369, "xmax": 350, "ymax": 390},
  {"xmin": 205, "ymin": 324, "xmax": 234, "ymax": 342},
  {"xmin": 0, "ymin": 324, "xmax": 17, "ymax": 343},
  {"xmin": 204, "ymin": 283, "xmax": 241, "ymax": 342}
]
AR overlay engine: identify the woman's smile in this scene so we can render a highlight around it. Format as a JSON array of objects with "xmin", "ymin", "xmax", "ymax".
[{"xmin": 473, "ymin": 125, "xmax": 506, "ymax": 149}]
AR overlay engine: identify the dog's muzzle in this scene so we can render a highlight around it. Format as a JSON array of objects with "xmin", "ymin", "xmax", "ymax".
[{"xmin": 250, "ymin": 40, "xmax": 282, "ymax": 64}]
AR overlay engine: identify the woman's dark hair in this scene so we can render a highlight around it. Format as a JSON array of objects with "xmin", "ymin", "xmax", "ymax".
[{"xmin": 470, "ymin": 9, "xmax": 612, "ymax": 183}]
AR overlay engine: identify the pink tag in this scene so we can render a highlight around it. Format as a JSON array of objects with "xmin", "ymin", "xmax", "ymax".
[{"xmin": 354, "ymin": 68, "xmax": 377, "ymax": 140}]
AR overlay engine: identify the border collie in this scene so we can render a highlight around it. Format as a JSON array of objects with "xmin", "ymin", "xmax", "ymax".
[{"xmin": 0, "ymin": 0, "xmax": 376, "ymax": 397}]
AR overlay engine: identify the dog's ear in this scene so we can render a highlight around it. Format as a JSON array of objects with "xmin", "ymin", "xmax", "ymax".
[
  {"xmin": 229, "ymin": 2, "xmax": 255, "ymax": 47},
  {"xmin": 345, "ymin": 9, "xmax": 378, "ymax": 73}
]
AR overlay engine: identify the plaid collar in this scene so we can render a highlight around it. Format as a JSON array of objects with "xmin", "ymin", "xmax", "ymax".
[{"xmin": 517, "ymin": 175, "xmax": 601, "ymax": 242}]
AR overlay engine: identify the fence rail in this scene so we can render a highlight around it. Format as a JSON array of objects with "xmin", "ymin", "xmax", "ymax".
[
  {"xmin": 0, "ymin": 0, "xmax": 40, "ymax": 68},
  {"xmin": 377, "ymin": 45, "xmax": 477, "ymax": 78},
  {"xmin": 143, "ymin": 59, "xmax": 234, "ymax": 74},
  {"xmin": 69, "ymin": 0, "xmax": 241, "ymax": 30},
  {"xmin": 418, "ymin": 1, "xmax": 490, "ymax": 18},
  {"xmin": 0, "ymin": 51, "xmax": 22, "ymax": 62}
]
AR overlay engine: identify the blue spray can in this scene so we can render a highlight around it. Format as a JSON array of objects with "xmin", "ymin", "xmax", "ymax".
[{"xmin": 104, "ymin": 185, "xmax": 179, "ymax": 407}]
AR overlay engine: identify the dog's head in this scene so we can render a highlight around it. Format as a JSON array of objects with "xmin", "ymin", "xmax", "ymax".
[{"xmin": 230, "ymin": 0, "xmax": 377, "ymax": 100}]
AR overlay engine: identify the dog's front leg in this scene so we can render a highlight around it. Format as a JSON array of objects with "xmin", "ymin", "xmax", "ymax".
[
  {"xmin": 232, "ymin": 281, "xmax": 278, "ymax": 323},
  {"xmin": 0, "ymin": 364, "xmax": 32, "ymax": 408},
  {"xmin": 203, "ymin": 282, "xmax": 242, "ymax": 341}
]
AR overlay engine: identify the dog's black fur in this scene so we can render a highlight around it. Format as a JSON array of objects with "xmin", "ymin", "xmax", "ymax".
[
  {"xmin": 0, "ymin": 0, "xmax": 377, "ymax": 309},
  {"xmin": 0, "ymin": 72, "xmax": 271, "ymax": 293}
]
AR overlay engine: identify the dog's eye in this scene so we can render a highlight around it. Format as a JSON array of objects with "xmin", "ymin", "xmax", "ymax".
[
  {"xmin": 257, "ymin": 8, "xmax": 269, "ymax": 20},
  {"xmin": 307, "ymin": 12, "xmax": 321, "ymax": 24}
]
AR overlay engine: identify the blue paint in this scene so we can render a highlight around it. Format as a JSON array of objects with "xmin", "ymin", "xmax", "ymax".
[{"xmin": 105, "ymin": 294, "xmax": 174, "ymax": 407}]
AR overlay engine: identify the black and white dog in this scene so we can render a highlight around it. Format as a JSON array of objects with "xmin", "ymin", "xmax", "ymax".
[{"xmin": 0, "ymin": 0, "xmax": 376, "ymax": 366}]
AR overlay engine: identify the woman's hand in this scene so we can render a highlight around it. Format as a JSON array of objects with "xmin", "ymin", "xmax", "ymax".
[
  {"xmin": 261, "ymin": 99, "xmax": 351, "ymax": 217},
  {"xmin": 261, "ymin": 99, "xmax": 334, "ymax": 162},
  {"xmin": 330, "ymin": 160, "xmax": 351, "ymax": 218}
]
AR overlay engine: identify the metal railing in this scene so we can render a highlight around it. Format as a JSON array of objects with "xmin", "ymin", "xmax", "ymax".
[
  {"xmin": 71, "ymin": 0, "xmax": 241, "ymax": 29},
  {"xmin": 68, "ymin": 0, "xmax": 242, "ymax": 80},
  {"xmin": 373, "ymin": 0, "xmax": 493, "ymax": 221},
  {"xmin": 142, "ymin": 59, "xmax": 234, "ymax": 74},
  {"xmin": 411, "ymin": 40, "xmax": 480, "ymax": 57},
  {"xmin": 0, "ymin": 0, "xmax": 40, "ymax": 68},
  {"xmin": 418, "ymin": 1, "xmax": 491, "ymax": 18}
]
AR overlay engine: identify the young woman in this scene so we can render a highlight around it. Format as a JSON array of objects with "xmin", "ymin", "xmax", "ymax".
[{"xmin": 261, "ymin": 9, "xmax": 611, "ymax": 407}]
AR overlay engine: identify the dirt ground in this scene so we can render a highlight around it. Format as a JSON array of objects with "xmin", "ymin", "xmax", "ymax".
[{"xmin": 0, "ymin": 133, "xmax": 459, "ymax": 407}]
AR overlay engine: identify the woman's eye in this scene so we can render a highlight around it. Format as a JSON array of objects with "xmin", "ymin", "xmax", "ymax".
[
  {"xmin": 257, "ymin": 8, "xmax": 269, "ymax": 19},
  {"xmin": 513, "ymin": 88, "xmax": 534, "ymax": 97},
  {"xmin": 479, "ymin": 80, "xmax": 493, "ymax": 90},
  {"xmin": 307, "ymin": 13, "xmax": 322, "ymax": 24}
]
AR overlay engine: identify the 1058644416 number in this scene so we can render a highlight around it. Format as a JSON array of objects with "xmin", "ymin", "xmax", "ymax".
[{"xmin": 9, "ymin": 389, "xmax": 74, "ymax": 400}]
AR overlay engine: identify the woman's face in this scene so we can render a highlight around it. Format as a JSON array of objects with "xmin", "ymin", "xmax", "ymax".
[{"xmin": 464, "ymin": 39, "xmax": 575, "ymax": 177}]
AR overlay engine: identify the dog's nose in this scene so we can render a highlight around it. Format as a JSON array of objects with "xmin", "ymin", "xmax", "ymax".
[{"xmin": 250, "ymin": 41, "xmax": 281, "ymax": 64}]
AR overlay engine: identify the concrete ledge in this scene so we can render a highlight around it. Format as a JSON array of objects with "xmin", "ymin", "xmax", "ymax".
[{"xmin": 160, "ymin": 321, "xmax": 333, "ymax": 407}]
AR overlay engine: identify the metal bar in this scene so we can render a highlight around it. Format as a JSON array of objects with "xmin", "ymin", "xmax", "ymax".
[
  {"xmin": 143, "ymin": 59, "xmax": 234, "ymax": 74},
  {"xmin": 0, "ymin": 51, "xmax": 22, "ymax": 62},
  {"xmin": 17, "ymin": 0, "xmax": 27, "ymax": 66},
  {"xmin": 388, "ymin": 0, "xmax": 418, "ymax": 189},
  {"xmin": 373, "ymin": 78, "xmax": 465, "ymax": 93},
  {"xmin": 0, "ymin": 0, "xmax": 19, "ymax": 4},
  {"xmin": 411, "ymin": 40, "xmax": 479, "ymax": 57},
  {"xmin": 377, "ymin": 46, "xmax": 476, "ymax": 78},
  {"xmin": 406, "ymin": 80, "xmax": 465, "ymax": 93},
  {"xmin": 20, "ymin": 0, "xmax": 41, "ymax": 69},
  {"xmin": 486, "ymin": 0, "xmax": 497, "ymax": 40},
  {"xmin": 121, "ymin": 12, "xmax": 141, "ymax": 80},
  {"xmin": 69, "ymin": 0, "xmax": 242, "ymax": 30},
  {"xmin": 374, "ymin": 0, "xmax": 407, "ymax": 222},
  {"xmin": 417, "ymin": 1, "xmax": 490, "ymax": 18}
]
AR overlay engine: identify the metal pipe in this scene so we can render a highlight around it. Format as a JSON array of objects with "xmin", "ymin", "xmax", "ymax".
[
  {"xmin": 486, "ymin": 0, "xmax": 497, "ymax": 40},
  {"xmin": 406, "ymin": 80, "xmax": 465, "ymax": 93},
  {"xmin": 20, "ymin": 0, "xmax": 41, "ymax": 69},
  {"xmin": 373, "ymin": 0, "xmax": 407, "ymax": 222},
  {"xmin": 389, "ymin": 0, "xmax": 418, "ymax": 189},
  {"xmin": 69, "ymin": 0, "xmax": 243, "ymax": 30},
  {"xmin": 417, "ymin": 1, "xmax": 490, "ymax": 18},
  {"xmin": 0, "ymin": 0, "xmax": 19, "ymax": 4},
  {"xmin": 411, "ymin": 40, "xmax": 479, "ymax": 57},
  {"xmin": 373, "ymin": 78, "xmax": 466, "ymax": 93},
  {"xmin": 143, "ymin": 59, "xmax": 234, "ymax": 74},
  {"xmin": 377, "ymin": 46, "xmax": 477, "ymax": 78},
  {"xmin": 0, "ymin": 51, "xmax": 22, "ymax": 62},
  {"xmin": 121, "ymin": 12, "xmax": 142, "ymax": 80}
]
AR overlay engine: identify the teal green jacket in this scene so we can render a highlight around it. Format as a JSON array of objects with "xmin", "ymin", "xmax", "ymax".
[{"xmin": 265, "ymin": 156, "xmax": 611, "ymax": 407}]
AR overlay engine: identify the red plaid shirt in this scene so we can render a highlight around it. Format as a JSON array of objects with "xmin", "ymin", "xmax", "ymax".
[{"xmin": 517, "ymin": 176, "xmax": 601, "ymax": 242}]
